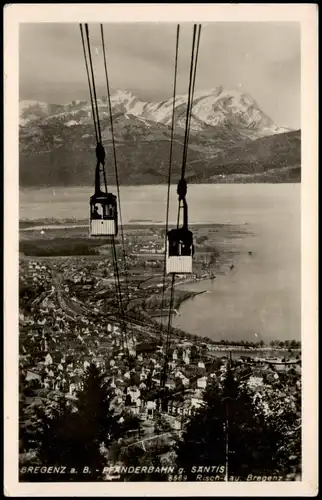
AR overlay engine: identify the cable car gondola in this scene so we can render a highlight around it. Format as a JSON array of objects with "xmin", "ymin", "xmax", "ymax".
[
  {"xmin": 89, "ymin": 157, "xmax": 118, "ymax": 237},
  {"xmin": 80, "ymin": 24, "xmax": 118, "ymax": 239},
  {"xmin": 163, "ymin": 23, "xmax": 201, "ymax": 277},
  {"xmin": 166, "ymin": 179, "xmax": 194, "ymax": 274}
]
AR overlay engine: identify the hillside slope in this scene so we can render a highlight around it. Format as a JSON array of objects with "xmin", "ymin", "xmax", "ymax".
[
  {"xmin": 19, "ymin": 88, "xmax": 300, "ymax": 186},
  {"xmin": 184, "ymin": 130, "xmax": 301, "ymax": 183}
]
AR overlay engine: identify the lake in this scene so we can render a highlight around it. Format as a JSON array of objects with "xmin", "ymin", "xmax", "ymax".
[{"xmin": 20, "ymin": 183, "xmax": 301, "ymax": 342}]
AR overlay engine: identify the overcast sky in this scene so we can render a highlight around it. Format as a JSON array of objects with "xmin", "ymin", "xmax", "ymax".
[{"xmin": 19, "ymin": 22, "xmax": 301, "ymax": 128}]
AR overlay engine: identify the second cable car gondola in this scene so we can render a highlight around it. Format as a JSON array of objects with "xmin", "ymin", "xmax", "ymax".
[
  {"xmin": 90, "ymin": 191, "xmax": 118, "ymax": 237},
  {"xmin": 166, "ymin": 225, "xmax": 194, "ymax": 274},
  {"xmin": 89, "ymin": 153, "xmax": 118, "ymax": 237},
  {"xmin": 166, "ymin": 180, "xmax": 194, "ymax": 274}
]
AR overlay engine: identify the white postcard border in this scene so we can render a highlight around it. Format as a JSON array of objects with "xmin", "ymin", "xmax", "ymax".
[{"xmin": 4, "ymin": 3, "xmax": 318, "ymax": 497}]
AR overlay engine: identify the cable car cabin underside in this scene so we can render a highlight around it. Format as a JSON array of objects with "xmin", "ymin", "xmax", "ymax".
[
  {"xmin": 90, "ymin": 218, "xmax": 116, "ymax": 237},
  {"xmin": 166, "ymin": 254, "xmax": 192, "ymax": 274},
  {"xmin": 89, "ymin": 192, "xmax": 118, "ymax": 238},
  {"xmin": 166, "ymin": 228, "xmax": 193, "ymax": 274}
]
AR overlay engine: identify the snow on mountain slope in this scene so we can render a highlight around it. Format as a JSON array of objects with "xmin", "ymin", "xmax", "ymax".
[
  {"xmin": 20, "ymin": 87, "xmax": 290, "ymax": 139},
  {"xmin": 133, "ymin": 87, "xmax": 290, "ymax": 137}
]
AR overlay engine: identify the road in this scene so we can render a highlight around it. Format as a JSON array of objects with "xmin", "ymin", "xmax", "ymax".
[{"xmin": 125, "ymin": 429, "xmax": 183, "ymax": 451}]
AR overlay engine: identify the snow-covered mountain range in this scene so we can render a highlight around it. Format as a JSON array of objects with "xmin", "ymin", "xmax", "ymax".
[
  {"xmin": 19, "ymin": 87, "xmax": 300, "ymax": 186},
  {"xmin": 20, "ymin": 87, "xmax": 290, "ymax": 139}
]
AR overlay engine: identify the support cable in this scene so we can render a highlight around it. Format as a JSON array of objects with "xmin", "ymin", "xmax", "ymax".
[
  {"xmin": 176, "ymin": 24, "xmax": 202, "ymax": 230},
  {"xmin": 162, "ymin": 25, "xmax": 202, "ymax": 389},
  {"xmin": 80, "ymin": 23, "xmax": 132, "ymax": 368},
  {"xmin": 79, "ymin": 24, "xmax": 99, "ymax": 143},
  {"xmin": 100, "ymin": 24, "xmax": 131, "ymax": 326},
  {"xmin": 111, "ymin": 237, "xmax": 133, "ymax": 370},
  {"xmin": 160, "ymin": 25, "xmax": 180, "ymax": 342},
  {"xmin": 180, "ymin": 24, "xmax": 198, "ymax": 183},
  {"xmin": 182, "ymin": 24, "xmax": 202, "ymax": 175},
  {"xmin": 84, "ymin": 24, "xmax": 102, "ymax": 143}
]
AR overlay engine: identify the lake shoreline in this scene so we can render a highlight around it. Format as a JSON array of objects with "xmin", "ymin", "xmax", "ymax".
[
  {"xmin": 20, "ymin": 184, "xmax": 300, "ymax": 343},
  {"xmin": 19, "ymin": 220, "xmax": 236, "ymax": 231}
]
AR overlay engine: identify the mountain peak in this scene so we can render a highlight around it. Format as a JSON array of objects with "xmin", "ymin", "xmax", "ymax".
[
  {"xmin": 192, "ymin": 86, "xmax": 224, "ymax": 98},
  {"xmin": 110, "ymin": 89, "xmax": 136, "ymax": 103}
]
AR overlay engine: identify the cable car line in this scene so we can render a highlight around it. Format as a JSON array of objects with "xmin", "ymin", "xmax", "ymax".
[
  {"xmin": 84, "ymin": 24, "xmax": 103, "ymax": 144},
  {"xmin": 79, "ymin": 24, "xmax": 99, "ymax": 144},
  {"xmin": 161, "ymin": 24, "xmax": 202, "ymax": 392},
  {"xmin": 98, "ymin": 23, "xmax": 134, "ymax": 363},
  {"xmin": 166, "ymin": 24, "xmax": 201, "ymax": 276},
  {"xmin": 80, "ymin": 23, "xmax": 112, "ymax": 234},
  {"xmin": 111, "ymin": 239, "xmax": 134, "ymax": 369},
  {"xmin": 174, "ymin": 24, "xmax": 201, "ymax": 232},
  {"xmin": 100, "ymin": 24, "xmax": 134, "ymax": 345},
  {"xmin": 181, "ymin": 24, "xmax": 201, "ymax": 181},
  {"xmin": 80, "ymin": 23, "xmax": 133, "ymax": 370},
  {"xmin": 180, "ymin": 24, "xmax": 198, "ymax": 183},
  {"xmin": 161, "ymin": 25, "xmax": 196, "ymax": 389},
  {"xmin": 81, "ymin": 23, "xmax": 117, "ymax": 239},
  {"xmin": 100, "ymin": 24, "xmax": 131, "ymax": 317},
  {"xmin": 82, "ymin": 24, "xmax": 112, "ymax": 228},
  {"xmin": 160, "ymin": 273, "xmax": 176, "ymax": 388},
  {"xmin": 160, "ymin": 24, "xmax": 180, "ymax": 337}
]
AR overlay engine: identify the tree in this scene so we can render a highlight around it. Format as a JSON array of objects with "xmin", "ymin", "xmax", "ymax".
[
  {"xmin": 255, "ymin": 377, "xmax": 301, "ymax": 479},
  {"xmin": 119, "ymin": 413, "xmax": 141, "ymax": 436},
  {"xmin": 175, "ymin": 380, "xmax": 225, "ymax": 480},
  {"xmin": 76, "ymin": 363, "xmax": 119, "ymax": 446},
  {"xmin": 175, "ymin": 365, "xmax": 292, "ymax": 481},
  {"xmin": 118, "ymin": 446, "xmax": 168, "ymax": 481},
  {"xmin": 22, "ymin": 364, "xmax": 120, "ymax": 481},
  {"xmin": 154, "ymin": 415, "xmax": 172, "ymax": 434},
  {"xmin": 21, "ymin": 396, "xmax": 86, "ymax": 482},
  {"xmin": 289, "ymin": 339, "xmax": 298, "ymax": 349}
]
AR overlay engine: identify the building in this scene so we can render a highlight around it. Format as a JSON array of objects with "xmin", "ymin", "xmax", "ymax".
[
  {"xmin": 145, "ymin": 400, "xmax": 157, "ymax": 419},
  {"xmin": 197, "ymin": 376, "xmax": 207, "ymax": 389},
  {"xmin": 127, "ymin": 385, "xmax": 140, "ymax": 404}
]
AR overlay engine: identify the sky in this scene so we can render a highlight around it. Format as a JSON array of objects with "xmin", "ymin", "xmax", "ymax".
[{"xmin": 19, "ymin": 22, "xmax": 301, "ymax": 129}]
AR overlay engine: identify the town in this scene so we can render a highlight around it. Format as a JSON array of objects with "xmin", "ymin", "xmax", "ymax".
[{"xmin": 19, "ymin": 223, "xmax": 301, "ymax": 480}]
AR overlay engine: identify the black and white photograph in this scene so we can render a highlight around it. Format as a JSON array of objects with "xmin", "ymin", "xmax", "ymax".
[{"xmin": 4, "ymin": 4, "xmax": 318, "ymax": 497}]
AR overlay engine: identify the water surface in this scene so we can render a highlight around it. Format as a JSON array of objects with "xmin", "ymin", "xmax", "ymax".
[{"xmin": 20, "ymin": 184, "xmax": 301, "ymax": 342}]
